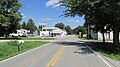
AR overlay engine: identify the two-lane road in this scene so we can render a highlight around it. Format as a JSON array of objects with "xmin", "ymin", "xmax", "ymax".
[{"xmin": 0, "ymin": 35, "xmax": 113, "ymax": 67}]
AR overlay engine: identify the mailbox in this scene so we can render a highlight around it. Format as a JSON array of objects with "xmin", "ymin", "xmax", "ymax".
[
  {"xmin": 17, "ymin": 40, "xmax": 24, "ymax": 52},
  {"xmin": 18, "ymin": 40, "xmax": 24, "ymax": 44}
]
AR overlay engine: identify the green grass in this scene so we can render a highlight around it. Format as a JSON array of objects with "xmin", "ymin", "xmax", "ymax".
[
  {"xmin": 0, "ymin": 37, "xmax": 55, "ymax": 40},
  {"xmin": 0, "ymin": 41, "xmax": 47, "ymax": 61},
  {"xmin": 88, "ymin": 42, "xmax": 120, "ymax": 61},
  {"xmin": 99, "ymin": 51, "xmax": 120, "ymax": 61},
  {"xmin": 79, "ymin": 37, "xmax": 88, "ymax": 40},
  {"xmin": 78, "ymin": 36, "xmax": 88, "ymax": 40}
]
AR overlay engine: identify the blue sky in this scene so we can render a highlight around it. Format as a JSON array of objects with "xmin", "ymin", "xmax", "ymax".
[{"xmin": 19, "ymin": 0, "xmax": 85, "ymax": 28}]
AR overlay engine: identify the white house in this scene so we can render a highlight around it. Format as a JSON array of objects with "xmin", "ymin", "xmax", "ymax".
[
  {"xmin": 17, "ymin": 29, "xmax": 30, "ymax": 36},
  {"xmin": 40, "ymin": 27, "xmax": 67, "ymax": 37},
  {"xmin": 91, "ymin": 30, "xmax": 120, "ymax": 40},
  {"xmin": 88, "ymin": 25, "xmax": 120, "ymax": 40}
]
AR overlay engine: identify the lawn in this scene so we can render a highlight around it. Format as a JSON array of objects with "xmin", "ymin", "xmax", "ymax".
[
  {"xmin": 0, "ymin": 41, "xmax": 47, "ymax": 61},
  {"xmin": 79, "ymin": 37, "xmax": 88, "ymax": 40},
  {"xmin": 87, "ymin": 42, "xmax": 120, "ymax": 61},
  {"xmin": 0, "ymin": 37, "xmax": 55, "ymax": 40}
]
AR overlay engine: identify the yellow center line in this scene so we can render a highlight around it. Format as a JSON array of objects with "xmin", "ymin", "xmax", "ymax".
[
  {"xmin": 51, "ymin": 47, "xmax": 65, "ymax": 67},
  {"xmin": 46, "ymin": 46, "xmax": 64, "ymax": 67}
]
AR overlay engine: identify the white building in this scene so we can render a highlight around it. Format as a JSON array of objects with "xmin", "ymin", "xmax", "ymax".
[
  {"xmin": 40, "ymin": 27, "xmax": 67, "ymax": 37},
  {"xmin": 87, "ymin": 25, "xmax": 120, "ymax": 40},
  {"xmin": 17, "ymin": 29, "xmax": 30, "ymax": 35},
  {"xmin": 91, "ymin": 31, "xmax": 120, "ymax": 40}
]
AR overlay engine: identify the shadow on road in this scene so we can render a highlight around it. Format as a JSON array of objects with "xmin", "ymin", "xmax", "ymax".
[
  {"xmin": 74, "ymin": 45, "xmax": 94, "ymax": 55},
  {"xmin": 52, "ymin": 41, "xmax": 94, "ymax": 55},
  {"xmin": 53, "ymin": 41, "xmax": 82, "ymax": 46}
]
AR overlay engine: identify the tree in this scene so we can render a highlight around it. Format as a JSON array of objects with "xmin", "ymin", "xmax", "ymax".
[
  {"xmin": 55, "ymin": 23, "xmax": 65, "ymax": 30},
  {"xmin": 22, "ymin": 21, "xmax": 27, "ymax": 29},
  {"xmin": 65, "ymin": 25, "xmax": 72, "ymax": 35},
  {"xmin": 61, "ymin": 0, "xmax": 120, "ymax": 45},
  {"xmin": 37, "ymin": 25, "xmax": 42, "ymax": 35},
  {"xmin": 73, "ymin": 26, "xmax": 86, "ymax": 37},
  {"xmin": 0, "ymin": 0, "xmax": 22, "ymax": 38},
  {"xmin": 26, "ymin": 19, "xmax": 37, "ymax": 34}
]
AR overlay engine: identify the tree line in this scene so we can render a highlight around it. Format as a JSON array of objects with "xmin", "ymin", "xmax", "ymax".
[
  {"xmin": 61, "ymin": 0, "xmax": 120, "ymax": 45},
  {"xmin": 21, "ymin": 19, "xmax": 37, "ymax": 34},
  {"xmin": 54, "ymin": 23, "xmax": 86, "ymax": 36}
]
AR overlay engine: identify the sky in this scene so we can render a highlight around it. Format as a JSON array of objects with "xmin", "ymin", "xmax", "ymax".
[{"xmin": 19, "ymin": 0, "xmax": 85, "ymax": 28}]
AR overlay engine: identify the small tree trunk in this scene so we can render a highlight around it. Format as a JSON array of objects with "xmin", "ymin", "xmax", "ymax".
[
  {"xmin": 113, "ymin": 26, "xmax": 119, "ymax": 46},
  {"xmin": 5, "ymin": 33, "xmax": 8, "ymax": 38},
  {"xmin": 102, "ymin": 32, "xmax": 105, "ymax": 43}
]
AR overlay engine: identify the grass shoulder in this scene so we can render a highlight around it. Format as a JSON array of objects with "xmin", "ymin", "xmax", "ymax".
[
  {"xmin": 0, "ymin": 41, "xmax": 47, "ymax": 61},
  {"xmin": 88, "ymin": 42, "xmax": 120, "ymax": 61},
  {"xmin": 77, "ymin": 35, "xmax": 88, "ymax": 40},
  {"xmin": 79, "ymin": 37, "xmax": 88, "ymax": 40}
]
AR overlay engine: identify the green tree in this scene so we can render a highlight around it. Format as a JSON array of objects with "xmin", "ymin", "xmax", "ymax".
[
  {"xmin": 37, "ymin": 25, "xmax": 42, "ymax": 35},
  {"xmin": 22, "ymin": 21, "xmax": 27, "ymax": 29},
  {"xmin": 0, "ymin": 0, "xmax": 22, "ymax": 38},
  {"xmin": 55, "ymin": 23, "xmax": 65, "ymax": 30},
  {"xmin": 26, "ymin": 19, "xmax": 37, "ymax": 34},
  {"xmin": 61, "ymin": 0, "xmax": 120, "ymax": 45},
  {"xmin": 17, "ymin": 22, "xmax": 22, "ymax": 29},
  {"xmin": 73, "ymin": 26, "xmax": 86, "ymax": 37},
  {"xmin": 65, "ymin": 25, "xmax": 72, "ymax": 35}
]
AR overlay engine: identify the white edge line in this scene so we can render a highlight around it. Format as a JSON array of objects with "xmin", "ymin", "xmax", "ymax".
[
  {"xmin": 97, "ymin": 55, "xmax": 112, "ymax": 67},
  {"xmin": 87, "ymin": 45, "xmax": 112, "ymax": 67},
  {"xmin": 0, "ymin": 43, "xmax": 49, "ymax": 63}
]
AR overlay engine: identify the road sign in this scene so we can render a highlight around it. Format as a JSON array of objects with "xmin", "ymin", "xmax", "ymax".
[{"xmin": 79, "ymin": 32, "xmax": 82, "ymax": 37}]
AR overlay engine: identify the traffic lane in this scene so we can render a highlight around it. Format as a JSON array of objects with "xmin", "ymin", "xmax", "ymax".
[
  {"xmin": 0, "ymin": 43, "xmax": 62, "ymax": 67},
  {"xmin": 46, "ymin": 46, "xmax": 65, "ymax": 67},
  {"xmin": 55, "ymin": 45, "xmax": 109, "ymax": 67}
]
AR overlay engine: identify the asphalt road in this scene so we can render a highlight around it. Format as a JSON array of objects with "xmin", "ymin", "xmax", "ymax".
[{"xmin": 0, "ymin": 35, "xmax": 114, "ymax": 67}]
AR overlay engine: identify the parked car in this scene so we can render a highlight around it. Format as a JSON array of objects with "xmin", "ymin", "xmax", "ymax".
[{"xmin": 9, "ymin": 33, "xmax": 23, "ymax": 37}]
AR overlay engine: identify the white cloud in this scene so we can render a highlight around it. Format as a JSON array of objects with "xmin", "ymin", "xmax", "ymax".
[
  {"xmin": 21, "ymin": 13, "xmax": 26, "ymax": 18},
  {"xmin": 67, "ymin": 20, "xmax": 74, "ymax": 22},
  {"xmin": 53, "ymin": 2, "xmax": 62, "ymax": 7},
  {"xmin": 40, "ymin": 18, "xmax": 55, "ymax": 21},
  {"xmin": 67, "ymin": 19, "xmax": 80, "ymax": 23},
  {"xmin": 46, "ymin": 0, "xmax": 61, "ymax": 7}
]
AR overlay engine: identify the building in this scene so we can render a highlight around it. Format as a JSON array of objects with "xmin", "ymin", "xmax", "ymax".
[
  {"xmin": 40, "ymin": 27, "xmax": 67, "ymax": 37},
  {"xmin": 16, "ymin": 29, "xmax": 30, "ymax": 36},
  {"xmin": 90, "ymin": 29, "xmax": 120, "ymax": 40},
  {"xmin": 91, "ymin": 32, "xmax": 120, "ymax": 40}
]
